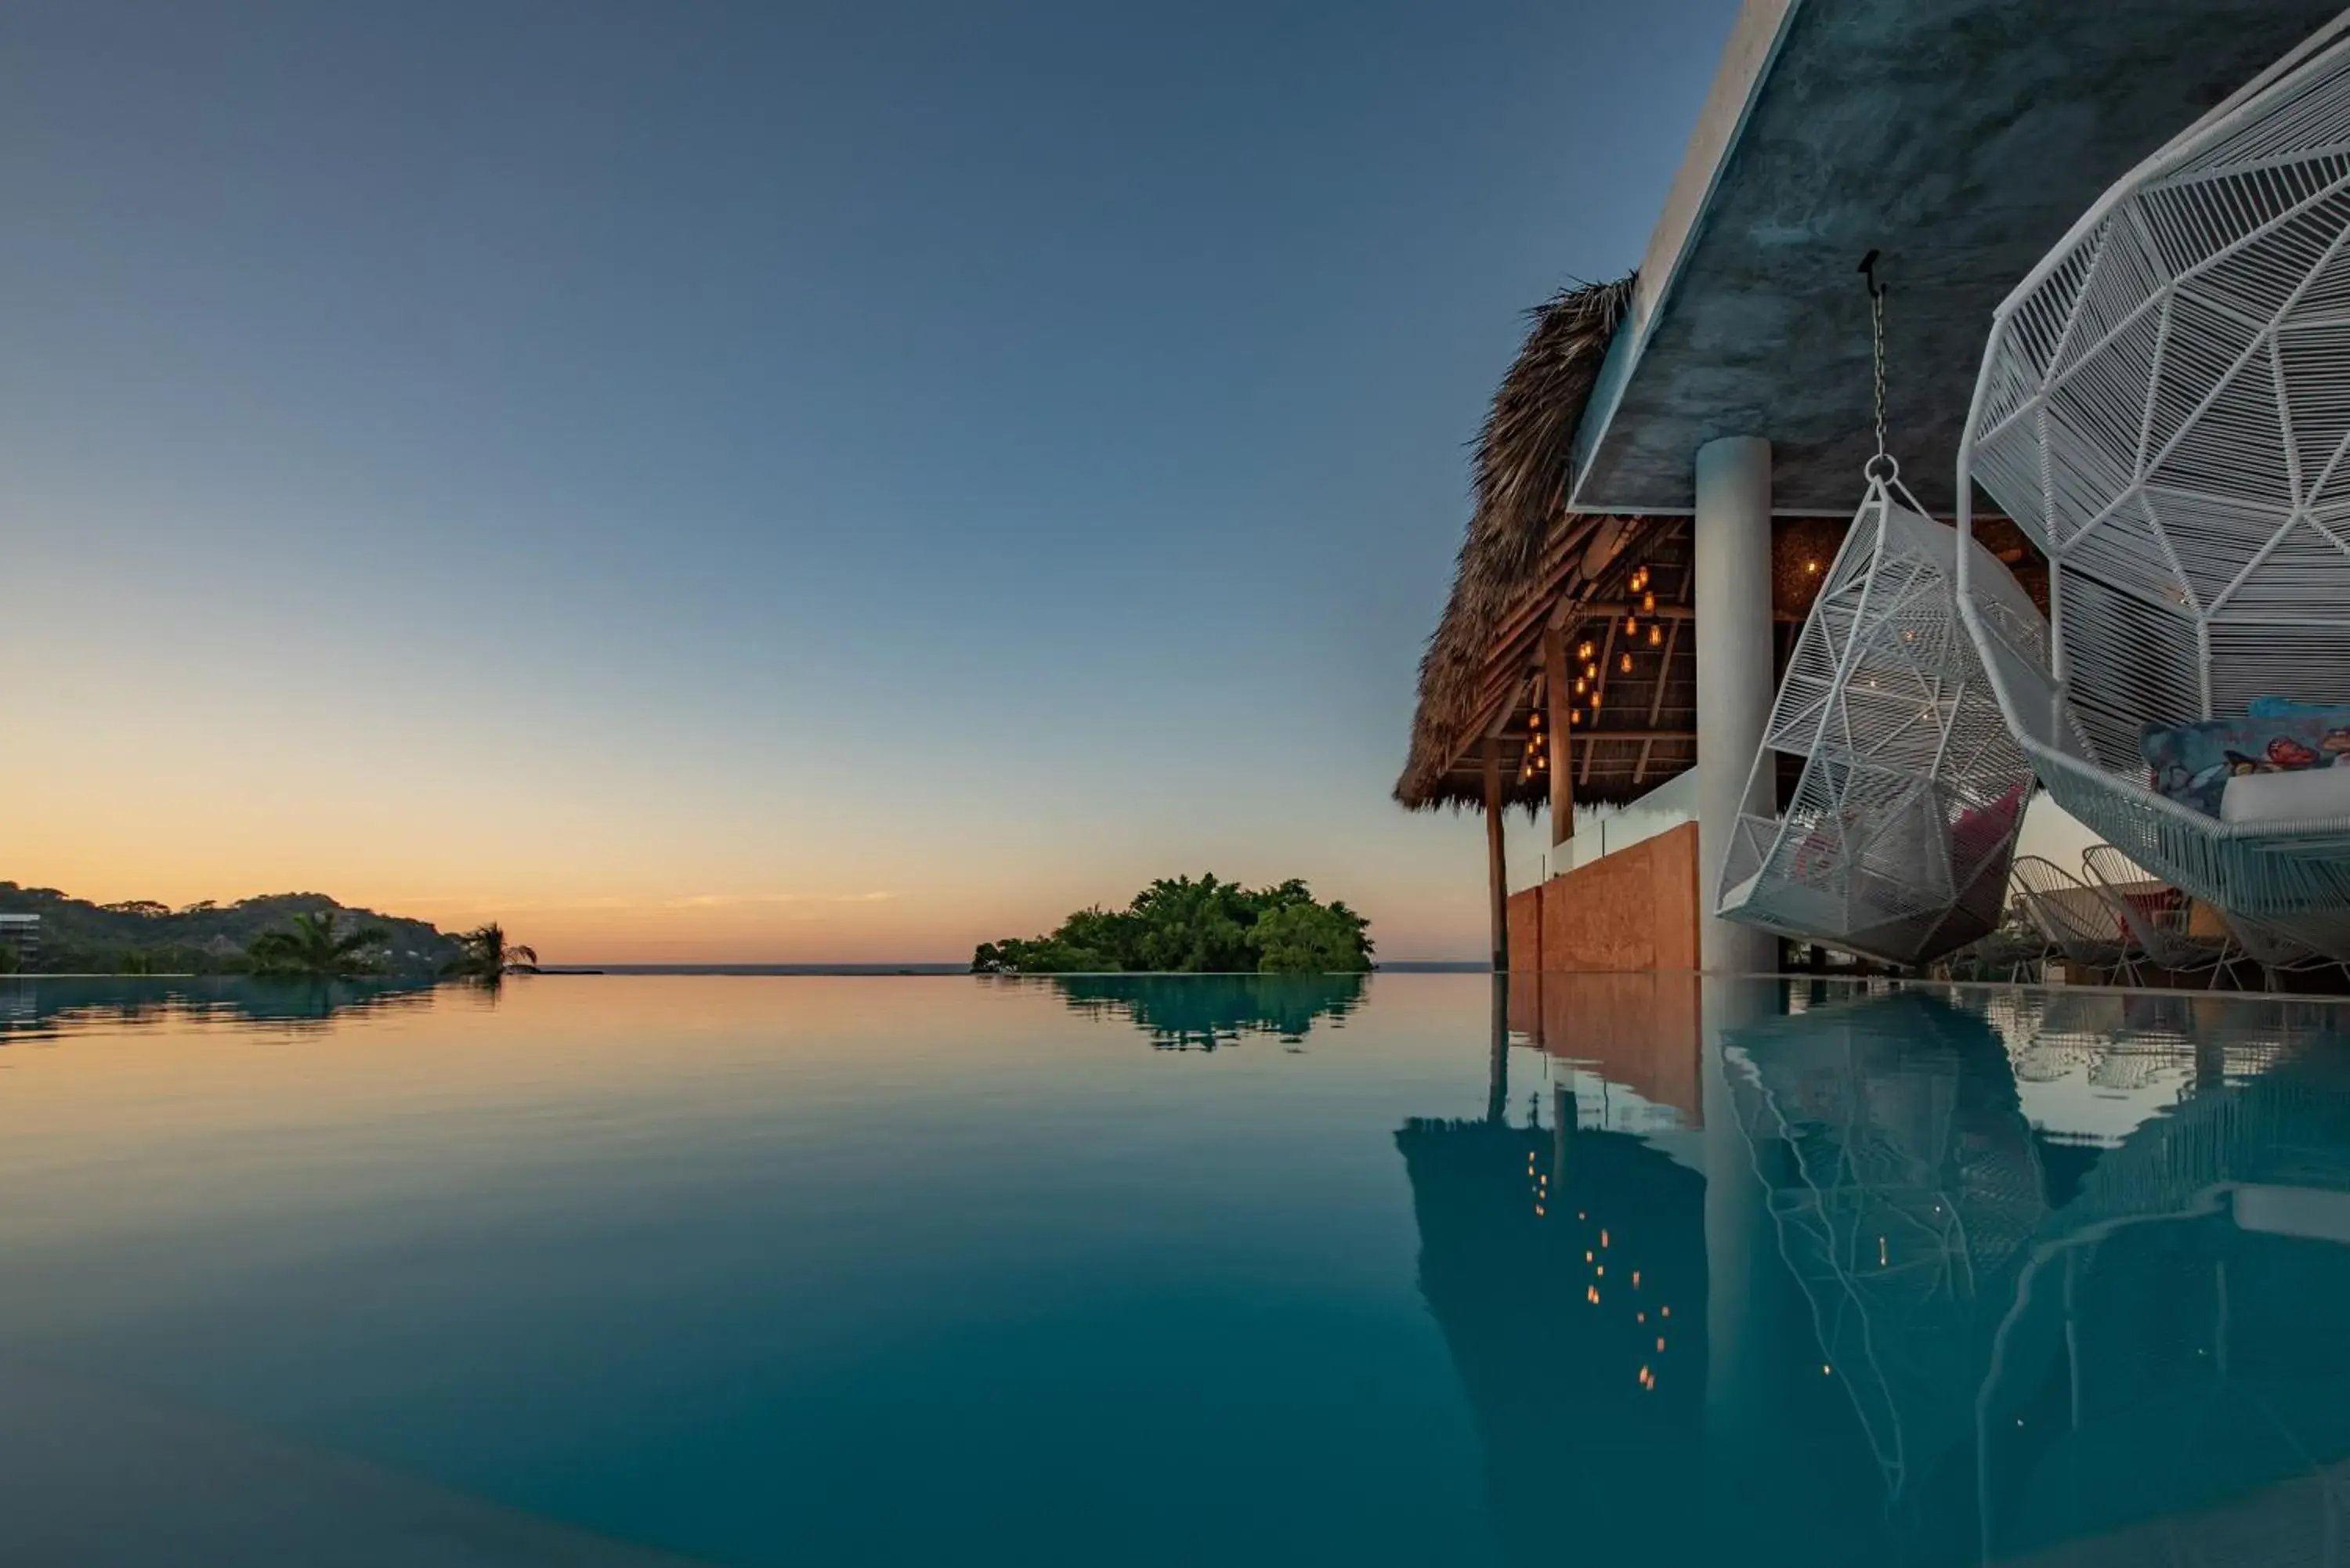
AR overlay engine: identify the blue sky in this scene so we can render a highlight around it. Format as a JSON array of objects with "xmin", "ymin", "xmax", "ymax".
[{"xmin": 4, "ymin": 0, "xmax": 1741, "ymax": 960}]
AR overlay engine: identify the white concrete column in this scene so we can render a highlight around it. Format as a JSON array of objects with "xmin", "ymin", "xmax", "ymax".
[{"xmin": 1694, "ymin": 436, "xmax": 1777, "ymax": 974}]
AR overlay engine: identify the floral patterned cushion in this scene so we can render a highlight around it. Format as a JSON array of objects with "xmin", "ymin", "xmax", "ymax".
[{"xmin": 2141, "ymin": 706, "xmax": 2350, "ymax": 817}]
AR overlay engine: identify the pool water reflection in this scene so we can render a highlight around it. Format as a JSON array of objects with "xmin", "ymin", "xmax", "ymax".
[{"xmin": 0, "ymin": 973, "xmax": 2345, "ymax": 1566}]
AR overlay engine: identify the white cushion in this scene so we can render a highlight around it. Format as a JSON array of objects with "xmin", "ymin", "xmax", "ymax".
[{"xmin": 2220, "ymin": 764, "xmax": 2350, "ymax": 825}]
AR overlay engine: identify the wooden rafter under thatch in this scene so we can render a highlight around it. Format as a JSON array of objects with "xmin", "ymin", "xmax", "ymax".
[
  {"xmin": 1395, "ymin": 274, "xmax": 1645, "ymax": 811},
  {"xmin": 1415, "ymin": 516, "xmax": 1697, "ymax": 816}
]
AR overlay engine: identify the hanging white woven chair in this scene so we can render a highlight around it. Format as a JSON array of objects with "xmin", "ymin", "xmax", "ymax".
[
  {"xmin": 1716, "ymin": 463, "xmax": 2042, "ymax": 966},
  {"xmin": 1959, "ymin": 15, "xmax": 2350, "ymax": 959}
]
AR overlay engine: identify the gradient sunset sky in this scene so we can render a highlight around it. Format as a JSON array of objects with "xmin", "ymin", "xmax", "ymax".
[{"xmin": 6, "ymin": 0, "xmax": 1741, "ymax": 962}]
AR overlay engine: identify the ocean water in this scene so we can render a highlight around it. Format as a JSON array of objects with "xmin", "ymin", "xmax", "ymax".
[{"xmin": 2, "ymin": 972, "xmax": 2348, "ymax": 1566}]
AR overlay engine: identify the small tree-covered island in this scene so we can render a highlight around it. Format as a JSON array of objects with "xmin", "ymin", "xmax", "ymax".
[{"xmin": 972, "ymin": 875, "xmax": 1372, "ymax": 974}]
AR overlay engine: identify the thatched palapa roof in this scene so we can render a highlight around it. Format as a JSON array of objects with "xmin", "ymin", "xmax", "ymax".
[{"xmin": 1396, "ymin": 275, "xmax": 1664, "ymax": 811}]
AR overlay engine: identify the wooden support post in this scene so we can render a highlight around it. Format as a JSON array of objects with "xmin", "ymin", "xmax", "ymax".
[
  {"xmin": 1485, "ymin": 737, "xmax": 1509, "ymax": 973},
  {"xmin": 1545, "ymin": 622, "xmax": 1574, "ymax": 847}
]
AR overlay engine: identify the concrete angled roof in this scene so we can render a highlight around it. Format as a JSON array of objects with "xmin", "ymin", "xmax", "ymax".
[{"xmin": 1569, "ymin": 0, "xmax": 2350, "ymax": 516}]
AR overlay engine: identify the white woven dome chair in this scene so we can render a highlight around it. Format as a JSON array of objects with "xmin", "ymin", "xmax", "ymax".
[
  {"xmin": 1716, "ymin": 464, "xmax": 2041, "ymax": 966},
  {"xmin": 1959, "ymin": 16, "xmax": 2350, "ymax": 959}
]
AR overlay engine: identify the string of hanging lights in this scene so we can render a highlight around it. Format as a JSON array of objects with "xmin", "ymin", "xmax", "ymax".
[
  {"xmin": 1519, "ymin": 706, "xmax": 1552, "ymax": 784},
  {"xmin": 1544, "ymin": 558, "xmax": 1661, "ymax": 739}
]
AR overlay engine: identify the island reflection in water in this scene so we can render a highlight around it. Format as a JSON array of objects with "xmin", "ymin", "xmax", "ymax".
[
  {"xmin": 0, "ymin": 974, "xmax": 446, "ymax": 1040},
  {"xmin": 996, "ymin": 970, "xmax": 1367, "ymax": 1049}
]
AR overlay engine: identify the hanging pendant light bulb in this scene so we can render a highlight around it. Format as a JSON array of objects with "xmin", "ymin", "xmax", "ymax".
[
  {"xmin": 1625, "ymin": 614, "xmax": 1638, "ymax": 637},
  {"xmin": 1584, "ymin": 661, "xmax": 1598, "ymax": 681},
  {"xmin": 1619, "ymin": 651, "xmax": 1633, "ymax": 674},
  {"xmin": 1569, "ymin": 708, "xmax": 1582, "ymax": 727},
  {"xmin": 1641, "ymin": 590, "xmax": 1657, "ymax": 614},
  {"xmin": 1528, "ymin": 710, "xmax": 1541, "ymax": 730},
  {"xmin": 1647, "ymin": 623, "xmax": 1663, "ymax": 648},
  {"xmin": 1577, "ymin": 640, "xmax": 1593, "ymax": 662},
  {"xmin": 1574, "ymin": 677, "xmax": 1587, "ymax": 697}
]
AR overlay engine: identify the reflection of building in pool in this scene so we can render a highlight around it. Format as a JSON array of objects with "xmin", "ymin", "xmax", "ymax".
[
  {"xmin": 0, "ymin": 912, "xmax": 39, "ymax": 971},
  {"xmin": 1726, "ymin": 989, "xmax": 2350, "ymax": 1564},
  {"xmin": 1394, "ymin": 1093, "xmax": 1708, "ymax": 1565},
  {"xmin": 1407, "ymin": 980, "xmax": 2350, "ymax": 1563},
  {"xmin": 1406, "ymin": 975, "xmax": 1896, "ymax": 1566},
  {"xmin": 1505, "ymin": 970, "xmax": 1702, "ymax": 1125},
  {"xmin": 1036, "ymin": 973, "xmax": 1366, "ymax": 1050}
]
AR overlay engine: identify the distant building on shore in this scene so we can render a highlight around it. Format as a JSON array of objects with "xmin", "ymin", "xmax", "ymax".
[{"xmin": 0, "ymin": 913, "xmax": 39, "ymax": 971}]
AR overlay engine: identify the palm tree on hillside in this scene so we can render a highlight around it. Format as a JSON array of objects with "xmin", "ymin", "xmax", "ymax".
[
  {"xmin": 444, "ymin": 923, "xmax": 538, "ymax": 979},
  {"xmin": 245, "ymin": 909, "xmax": 389, "ymax": 978}
]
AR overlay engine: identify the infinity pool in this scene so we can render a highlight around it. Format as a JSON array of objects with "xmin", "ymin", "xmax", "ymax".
[{"xmin": 2, "ymin": 972, "xmax": 2347, "ymax": 1566}]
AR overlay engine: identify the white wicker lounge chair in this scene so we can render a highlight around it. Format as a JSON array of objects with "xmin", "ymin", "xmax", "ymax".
[
  {"xmin": 2011, "ymin": 856, "xmax": 2146, "ymax": 986},
  {"xmin": 1958, "ymin": 16, "xmax": 2350, "ymax": 959},
  {"xmin": 2080, "ymin": 844, "xmax": 2236, "ymax": 986},
  {"xmin": 1716, "ymin": 466, "xmax": 2040, "ymax": 965}
]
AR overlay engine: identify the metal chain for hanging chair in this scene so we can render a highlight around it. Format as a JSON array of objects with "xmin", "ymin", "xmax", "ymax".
[{"xmin": 1864, "ymin": 254, "xmax": 1893, "ymax": 482}]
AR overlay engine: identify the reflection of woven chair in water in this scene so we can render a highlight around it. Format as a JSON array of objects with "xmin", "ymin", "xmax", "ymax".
[
  {"xmin": 2081, "ymin": 846, "xmax": 2236, "ymax": 987},
  {"xmin": 2012, "ymin": 857, "xmax": 2146, "ymax": 985},
  {"xmin": 2011, "ymin": 1039, "xmax": 2095, "ymax": 1083},
  {"xmin": 2085, "ymin": 1049, "xmax": 2166, "ymax": 1092},
  {"xmin": 1957, "ymin": 23, "xmax": 2350, "ymax": 959},
  {"xmin": 2034, "ymin": 988, "xmax": 2127, "ymax": 1044},
  {"xmin": 1723, "ymin": 994, "xmax": 2049, "ymax": 1507}
]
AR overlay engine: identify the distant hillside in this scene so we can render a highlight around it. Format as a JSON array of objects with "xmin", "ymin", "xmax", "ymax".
[{"xmin": 0, "ymin": 884, "xmax": 461, "ymax": 977}]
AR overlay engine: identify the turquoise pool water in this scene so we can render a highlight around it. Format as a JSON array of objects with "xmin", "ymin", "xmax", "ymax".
[{"xmin": 2, "ymin": 973, "xmax": 2348, "ymax": 1566}]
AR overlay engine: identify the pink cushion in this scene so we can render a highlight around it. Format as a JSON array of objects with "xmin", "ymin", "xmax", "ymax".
[{"xmin": 1950, "ymin": 782, "xmax": 2026, "ymax": 866}]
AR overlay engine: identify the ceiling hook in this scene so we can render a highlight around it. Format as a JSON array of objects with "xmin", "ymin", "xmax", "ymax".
[{"xmin": 1857, "ymin": 248, "xmax": 1886, "ymax": 302}]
